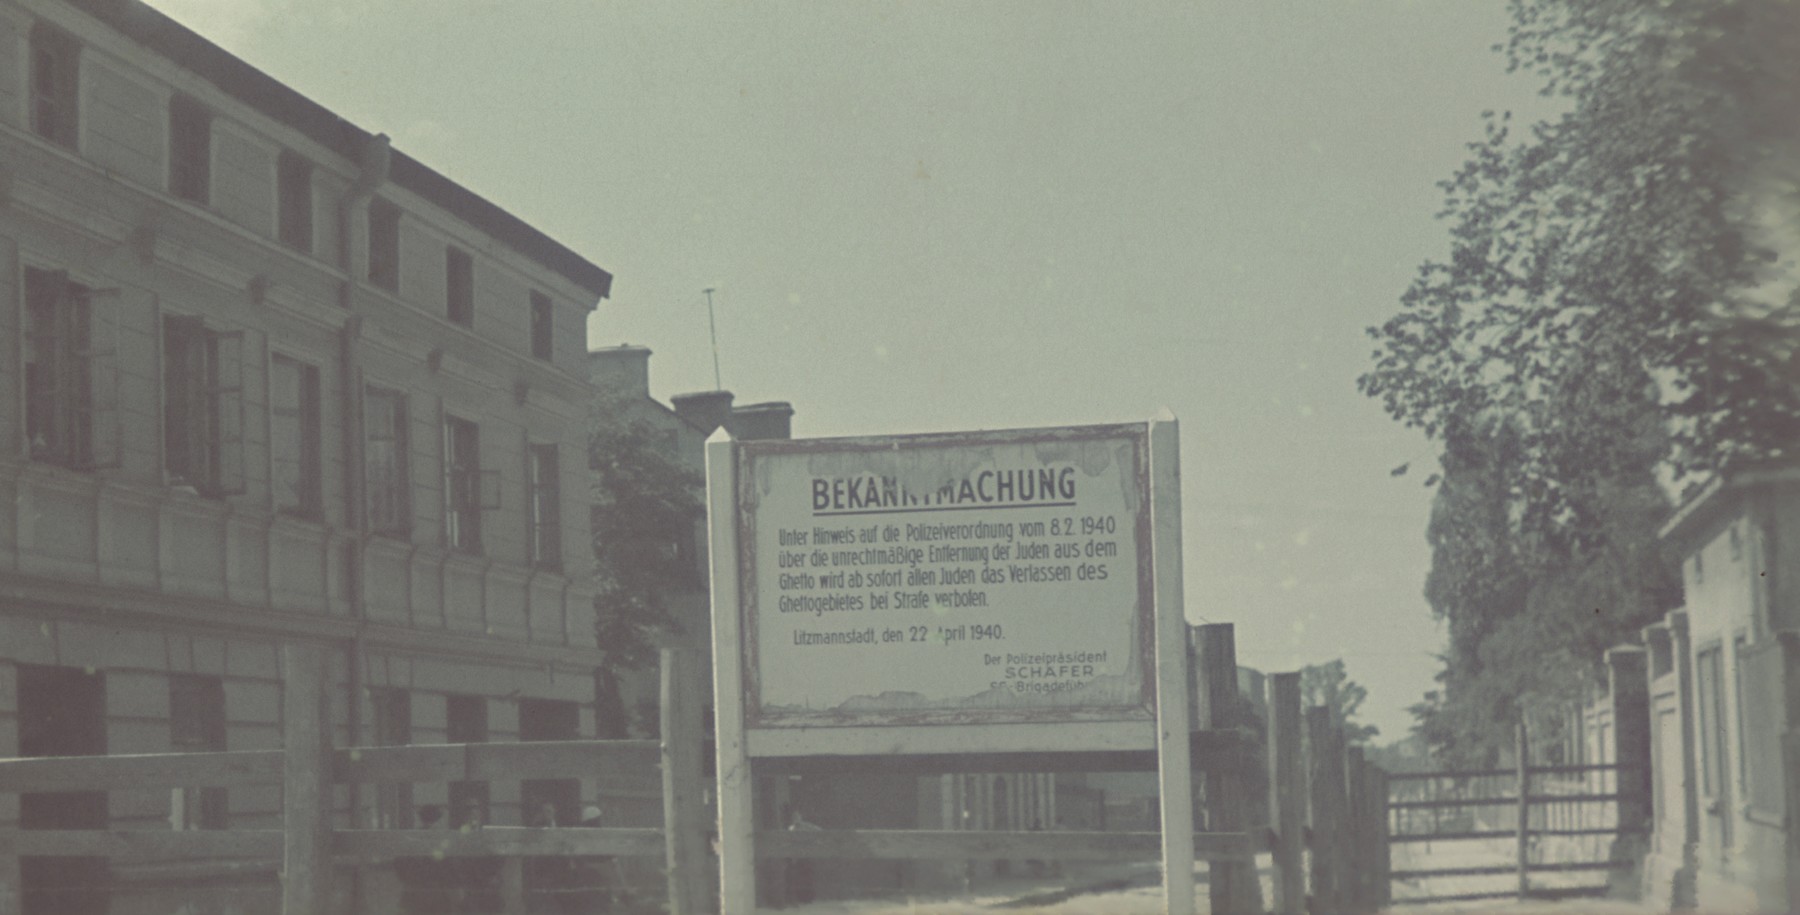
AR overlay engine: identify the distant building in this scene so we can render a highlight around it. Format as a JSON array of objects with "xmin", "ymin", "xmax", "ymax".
[{"xmin": 2, "ymin": 0, "xmax": 611, "ymax": 908}]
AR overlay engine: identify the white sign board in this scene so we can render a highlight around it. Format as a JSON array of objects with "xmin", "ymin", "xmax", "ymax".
[{"xmin": 733, "ymin": 424, "xmax": 1153, "ymax": 729}]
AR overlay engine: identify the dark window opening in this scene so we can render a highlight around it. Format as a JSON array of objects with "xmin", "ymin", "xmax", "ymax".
[
  {"xmin": 530, "ymin": 290, "xmax": 553, "ymax": 361},
  {"xmin": 368, "ymin": 198, "xmax": 400, "ymax": 292},
  {"xmin": 447, "ymin": 247, "xmax": 474, "ymax": 327},
  {"xmin": 169, "ymin": 95, "xmax": 212, "ymax": 205},
  {"xmin": 170, "ymin": 674, "xmax": 228, "ymax": 830},
  {"xmin": 447, "ymin": 694, "xmax": 488, "ymax": 745},
  {"xmin": 278, "ymin": 151, "xmax": 313, "ymax": 253},
  {"xmin": 372, "ymin": 688, "xmax": 413, "ymax": 829},
  {"xmin": 29, "ymin": 23, "xmax": 79, "ymax": 150},
  {"xmin": 19, "ymin": 664, "xmax": 109, "ymax": 915}
]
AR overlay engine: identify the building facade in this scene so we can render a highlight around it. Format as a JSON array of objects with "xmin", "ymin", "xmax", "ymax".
[
  {"xmin": 1639, "ymin": 465, "xmax": 1800, "ymax": 912},
  {"xmin": 1, "ymin": 0, "xmax": 611, "ymax": 908}
]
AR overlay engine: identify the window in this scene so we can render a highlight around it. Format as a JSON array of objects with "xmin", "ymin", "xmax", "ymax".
[
  {"xmin": 530, "ymin": 291, "xmax": 553, "ymax": 360},
  {"xmin": 371, "ymin": 688, "xmax": 412, "ymax": 829},
  {"xmin": 443, "ymin": 416, "xmax": 496, "ymax": 553},
  {"xmin": 168, "ymin": 95, "xmax": 211, "ymax": 204},
  {"xmin": 278, "ymin": 151, "xmax": 313, "ymax": 253},
  {"xmin": 271, "ymin": 355, "xmax": 321, "ymax": 518},
  {"xmin": 25, "ymin": 268, "xmax": 120, "ymax": 469},
  {"xmin": 368, "ymin": 198, "xmax": 400, "ymax": 291},
  {"xmin": 29, "ymin": 23, "xmax": 79, "ymax": 149},
  {"xmin": 365, "ymin": 388, "xmax": 411, "ymax": 535},
  {"xmin": 527, "ymin": 443, "xmax": 561, "ymax": 570},
  {"xmin": 163, "ymin": 316, "xmax": 245, "ymax": 496},
  {"xmin": 447, "ymin": 247, "xmax": 473, "ymax": 326},
  {"xmin": 519, "ymin": 697, "xmax": 580, "ymax": 829},
  {"xmin": 445, "ymin": 694, "xmax": 488, "ymax": 829},
  {"xmin": 169, "ymin": 674, "xmax": 227, "ymax": 830}
]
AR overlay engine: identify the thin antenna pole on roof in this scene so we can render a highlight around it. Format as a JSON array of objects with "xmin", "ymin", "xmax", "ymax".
[{"xmin": 704, "ymin": 287, "xmax": 722, "ymax": 391}]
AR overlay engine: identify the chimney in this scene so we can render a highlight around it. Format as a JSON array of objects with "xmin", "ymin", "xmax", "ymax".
[
  {"xmin": 671, "ymin": 390, "xmax": 735, "ymax": 435},
  {"xmin": 729, "ymin": 402, "xmax": 795, "ymax": 441},
  {"xmin": 588, "ymin": 345, "xmax": 653, "ymax": 401}
]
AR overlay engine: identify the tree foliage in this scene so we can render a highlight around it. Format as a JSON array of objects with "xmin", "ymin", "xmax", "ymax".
[
  {"xmin": 1361, "ymin": 0, "xmax": 1800, "ymax": 496},
  {"xmin": 1300, "ymin": 659, "xmax": 1380, "ymax": 746},
  {"xmin": 1360, "ymin": 0, "xmax": 1790, "ymax": 759},
  {"xmin": 590, "ymin": 414, "xmax": 705, "ymax": 671}
]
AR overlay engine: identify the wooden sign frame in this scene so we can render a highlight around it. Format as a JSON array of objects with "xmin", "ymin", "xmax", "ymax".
[{"xmin": 707, "ymin": 413, "xmax": 1192, "ymax": 913}]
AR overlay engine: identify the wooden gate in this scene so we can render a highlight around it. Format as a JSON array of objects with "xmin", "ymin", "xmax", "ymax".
[{"xmin": 1385, "ymin": 730, "xmax": 1642, "ymax": 906}]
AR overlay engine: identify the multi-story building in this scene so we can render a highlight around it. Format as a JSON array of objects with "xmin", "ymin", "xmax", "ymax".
[{"xmin": 0, "ymin": 0, "xmax": 610, "ymax": 907}]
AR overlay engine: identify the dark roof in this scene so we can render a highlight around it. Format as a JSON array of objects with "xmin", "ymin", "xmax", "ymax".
[{"xmin": 64, "ymin": 0, "xmax": 613, "ymax": 301}]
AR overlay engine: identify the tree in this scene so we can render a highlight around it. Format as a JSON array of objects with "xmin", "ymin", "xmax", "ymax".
[
  {"xmin": 1362, "ymin": 0, "xmax": 1793, "ymax": 761},
  {"xmin": 589, "ymin": 413, "xmax": 705, "ymax": 672},
  {"xmin": 1300, "ymin": 659, "xmax": 1380, "ymax": 745}
]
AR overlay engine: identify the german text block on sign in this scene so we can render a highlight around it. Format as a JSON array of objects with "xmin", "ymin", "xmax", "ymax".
[{"xmin": 735, "ymin": 425, "xmax": 1154, "ymax": 728}]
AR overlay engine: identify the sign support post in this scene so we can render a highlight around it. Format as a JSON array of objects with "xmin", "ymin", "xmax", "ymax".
[
  {"xmin": 707, "ymin": 428, "xmax": 756, "ymax": 914},
  {"xmin": 1150, "ymin": 412, "xmax": 1195, "ymax": 914}
]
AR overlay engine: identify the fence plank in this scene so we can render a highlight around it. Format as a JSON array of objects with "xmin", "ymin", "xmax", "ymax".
[
  {"xmin": 11, "ymin": 830, "xmax": 284, "ymax": 859},
  {"xmin": 282, "ymin": 644, "xmax": 333, "ymax": 915},
  {"xmin": 0, "ymin": 750, "xmax": 282, "ymax": 791},
  {"xmin": 1344, "ymin": 745, "xmax": 1368, "ymax": 912},
  {"xmin": 1266, "ymin": 672, "xmax": 1305, "ymax": 915},
  {"xmin": 661, "ymin": 647, "xmax": 709, "ymax": 915},
  {"xmin": 1306, "ymin": 707, "xmax": 1347, "ymax": 915},
  {"xmin": 756, "ymin": 828, "xmax": 1258, "ymax": 862},
  {"xmin": 1198, "ymin": 623, "xmax": 1258, "ymax": 915}
]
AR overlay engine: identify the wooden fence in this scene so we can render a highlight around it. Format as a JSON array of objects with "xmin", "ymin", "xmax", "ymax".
[{"xmin": 0, "ymin": 628, "xmax": 1400, "ymax": 914}]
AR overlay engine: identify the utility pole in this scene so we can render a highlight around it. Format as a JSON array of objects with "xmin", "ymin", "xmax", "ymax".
[{"xmin": 704, "ymin": 287, "xmax": 722, "ymax": 390}]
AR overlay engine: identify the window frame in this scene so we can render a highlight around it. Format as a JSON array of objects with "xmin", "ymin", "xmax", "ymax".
[
  {"xmin": 270, "ymin": 353, "xmax": 323, "ymax": 519},
  {"xmin": 23, "ymin": 267, "xmax": 121, "ymax": 470},
  {"xmin": 168, "ymin": 94, "xmax": 212, "ymax": 205},
  {"xmin": 29, "ymin": 22, "xmax": 79, "ymax": 150},
  {"xmin": 527, "ymin": 442, "xmax": 562, "ymax": 571},
  {"xmin": 162, "ymin": 315, "xmax": 246, "ymax": 497},
  {"xmin": 443, "ymin": 415, "xmax": 497, "ymax": 554},
  {"xmin": 364, "ymin": 386, "xmax": 412, "ymax": 537}
]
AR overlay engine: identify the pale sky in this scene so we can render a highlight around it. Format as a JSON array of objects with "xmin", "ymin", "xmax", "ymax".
[{"xmin": 151, "ymin": 0, "xmax": 1557, "ymax": 739}]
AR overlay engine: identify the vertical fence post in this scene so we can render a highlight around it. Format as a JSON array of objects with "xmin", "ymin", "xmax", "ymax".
[
  {"xmin": 1198, "ymin": 623, "xmax": 1257, "ymax": 915},
  {"xmin": 282, "ymin": 644, "xmax": 333, "ymax": 915},
  {"xmin": 662, "ymin": 647, "xmax": 709, "ymax": 915},
  {"xmin": 1515, "ymin": 719, "xmax": 1530, "ymax": 902},
  {"xmin": 1266, "ymin": 672, "xmax": 1305, "ymax": 915},
  {"xmin": 1305, "ymin": 706, "xmax": 1345, "ymax": 914}
]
